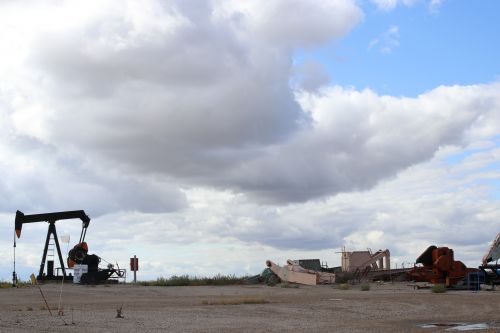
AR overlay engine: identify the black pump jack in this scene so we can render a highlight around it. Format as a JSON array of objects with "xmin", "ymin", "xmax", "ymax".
[{"xmin": 14, "ymin": 210, "xmax": 90, "ymax": 280}]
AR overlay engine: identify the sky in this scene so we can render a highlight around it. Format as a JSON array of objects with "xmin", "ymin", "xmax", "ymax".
[{"xmin": 0, "ymin": 0, "xmax": 499, "ymax": 281}]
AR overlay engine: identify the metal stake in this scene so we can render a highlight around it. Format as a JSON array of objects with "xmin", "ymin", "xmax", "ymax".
[{"xmin": 12, "ymin": 231, "xmax": 17, "ymax": 287}]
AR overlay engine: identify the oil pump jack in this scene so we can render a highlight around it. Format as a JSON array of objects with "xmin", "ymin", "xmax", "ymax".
[{"xmin": 14, "ymin": 210, "xmax": 125, "ymax": 284}]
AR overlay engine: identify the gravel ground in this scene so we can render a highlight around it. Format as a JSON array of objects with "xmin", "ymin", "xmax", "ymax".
[{"xmin": 1, "ymin": 282, "xmax": 499, "ymax": 332}]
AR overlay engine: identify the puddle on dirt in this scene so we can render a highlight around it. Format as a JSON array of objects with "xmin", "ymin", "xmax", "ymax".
[{"xmin": 419, "ymin": 322, "xmax": 493, "ymax": 331}]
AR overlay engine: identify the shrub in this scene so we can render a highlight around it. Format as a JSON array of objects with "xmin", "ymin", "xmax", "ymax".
[
  {"xmin": 266, "ymin": 280, "xmax": 277, "ymax": 287},
  {"xmin": 360, "ymin": 283, "xmax": 370, "ymax": 291},
  {"xmin": 339, "ymin": 283, "xmax": 350, "ymax": 290},
  {"xmin": 138, "ymin": 274, "xmax": 246, "ymax": 287},
  {"xmin": 0, "ymin": 281, "xmax": 11, "ymax": 289},
  {"xmin": 0, "ymin": 280, "xmax": 31, "ymax": 288},
  {"xmin": 431, "ymin": 284, "xmax": 447, "ymax": 293}
]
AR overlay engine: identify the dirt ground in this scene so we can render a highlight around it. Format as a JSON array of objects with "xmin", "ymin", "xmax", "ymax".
[{"xmin": 0, "ymin": 282, "xmax": 499, "ymax": 332}]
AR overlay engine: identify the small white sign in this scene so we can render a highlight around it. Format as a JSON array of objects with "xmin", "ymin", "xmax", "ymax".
[{"xmin": 73, "ymin": 264, "xmax": 88, "ymax": 284}]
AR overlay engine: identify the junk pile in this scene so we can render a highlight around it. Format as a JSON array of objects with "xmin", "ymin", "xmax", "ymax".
[
  {"xmin": 266, "ymin": 260, "xmax": 336, "ymax": 285},
  {"xmin": 247, "ymin": 259, "xmax": 336, "ymax": 286},
  {"xmin": 342, "ymin": 248, "xmax": 390, "ymax": 272},
  {"xmin": 407, "ymin": 245, "xmax": 478, "ymax": 287},
  {"xmin": 340, "ymin": 248, "xmax": 405, "ymax": 282},
  {"xmin": 407, "ymin": 233, "xmax": 500, "ymax": 288},
  {"xmin": 479, "ymin": 233, "xmax": 500, "ymax": 286},
  {"xmin": 246, "ymin": 267, "xmax": 281, "ymax": 285},
  {"xmin": 248, "ymin": 233, "xmax": 500, "ymax": 288}
]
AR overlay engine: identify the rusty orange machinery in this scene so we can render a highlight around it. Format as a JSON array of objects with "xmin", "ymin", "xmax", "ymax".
[{"xmin": 408, "ymin": 245, "xmax": 478, "ymax": 287}]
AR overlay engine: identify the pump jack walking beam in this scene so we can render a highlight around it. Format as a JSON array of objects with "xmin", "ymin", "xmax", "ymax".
[{"xmin": 15, "ymin": 210, "xmax": 91, "ymax": 280}]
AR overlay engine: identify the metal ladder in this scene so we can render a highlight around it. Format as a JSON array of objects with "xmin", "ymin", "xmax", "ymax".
[{"xmin": 46, "ymin": 235, "xmax": 56, "ymax": 276}]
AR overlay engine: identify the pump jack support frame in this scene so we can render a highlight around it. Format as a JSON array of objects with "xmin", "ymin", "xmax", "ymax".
[{"xmin": 39, "ymin": 222, "xmax": 66, "ymax": 279}]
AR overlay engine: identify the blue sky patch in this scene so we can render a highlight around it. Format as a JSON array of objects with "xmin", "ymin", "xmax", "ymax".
[{"xmin": 294, "ymin": 0, "xmax": 500, "ymax": 96}]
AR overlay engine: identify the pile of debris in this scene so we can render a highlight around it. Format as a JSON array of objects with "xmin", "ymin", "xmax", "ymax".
[
  {"xmin": 247, "ymin": 259, "xmax": 336, "ymax": 286},
  {"xmin": 266, "ymin": 260, "xmax": 336, "ymax": 285},
  {"xmin": 407, "ymin": 233, "xmax": 500, "ymax": 288},
  {"xmin": 247, "ymin": 233, "xmax": 500, "ymax": 289},
  {"xmin": 246, "ymin": 267, "xmax": 280, "ymax": 285}
]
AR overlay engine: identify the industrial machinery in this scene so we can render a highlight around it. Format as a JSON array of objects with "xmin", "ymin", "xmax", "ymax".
[
  {"xmin": 407, "ymin": 245, "xmax": 478, "ymax": 287},
  {"xmin": 14, "ymin": 210, "xmax": 125, "ymax": 284},
  {"xmin": 67, "ymin": 242, "xmax": 125, "ymax": 284},
  {"xmin": 482, "ymin": 233, "xmax": 500, "ymax": 265},
  {"xmin": 479, "ymin": 233, "xmax": 500, "ymax": 286}
]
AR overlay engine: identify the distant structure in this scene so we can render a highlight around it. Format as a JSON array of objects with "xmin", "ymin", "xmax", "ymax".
[{"xmin": 341, "ymin": 248, "xmax": 390, "ymax": 272}]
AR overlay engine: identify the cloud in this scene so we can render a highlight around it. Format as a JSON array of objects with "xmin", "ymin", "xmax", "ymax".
[
  {"xmin": 7, "ymin": 140, "xmax": 493, "ymax": 280},
  {"xmin": 291, "ymin": 61, "xmax": 331, "ymax": 92},
  {"xmin": 369, "ymin": 0, "xmax": 443, "ymax": 11},
  {"xmin": 429, "ymin": 0, "xmax": 445, "ymax": 13},
  {"xmin": 0, "ymin": 138, "xmax": 187, "ymax": 217},
  {"xmin": 368, "ymin": 25, "xmax": 400, "ymax": 54},
  {"xmin": 1, "ymin": 0, "xmax": 500, "ymax": 214},
  {"xmin": 2, "ymin": 0, "xmax": 362, "ymax": 151},
  {"xmin": 370, "ymin": 0, "xmax": 417, "ymax": 11},
  {"xmin": 0, "ymin": 0, "xmax": 362, "ymax": 205},
  {"xmin": 220, "ymin": 83, "xmax": 500, "ymax": 203},
  {"xmin": 218, "ymin": 0, "xmax": 364, "ymax": 48},
  {"xmin": 0, "ymin": 121, "xmax": 186, "ymax": 216},
  {"xmin": 1, "ymin": 0, "xmax": 499, "ymax": 206}
]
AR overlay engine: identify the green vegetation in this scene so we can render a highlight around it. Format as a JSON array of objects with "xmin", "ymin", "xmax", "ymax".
[
  {"xmin": 360, "ymin": 283, "xmax": 370, "ymax": 291},
  {"xmin": 138, "ymin": 274, "xmax": 246, "ymax": 287},
  {"xmin": 0, "ymin": 280, "xmax": 31, "ymax": 288},
  {"xmin": 339, "ymin": 283, "xmax": 351, "ymax": 290},
  {"xmin": 0, "ymin": 281, "xmax": 12, "ymax": 289},
  {"xmin": 281, "ymin": 282, "xmax": 299, "ymax": 288},
  {"xmin": 431, "ymin": 284, "xmax": 447, "ymax": 293}
]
